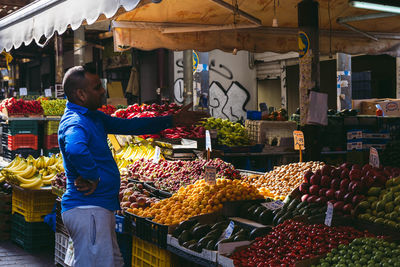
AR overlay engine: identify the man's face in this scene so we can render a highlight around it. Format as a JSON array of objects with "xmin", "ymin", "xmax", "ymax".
[{"xmin": 82, "ymin": 73, "xmax": 105, "ymax": 111}]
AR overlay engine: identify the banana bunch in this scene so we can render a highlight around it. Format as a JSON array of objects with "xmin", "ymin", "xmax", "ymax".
[
  {"xmin": 115, "ymin": 143, "xmax": 163, "ymax": 169},
  {"xmin": 1, "ymin": 154, "xmax": 64, "ymax": 189}
]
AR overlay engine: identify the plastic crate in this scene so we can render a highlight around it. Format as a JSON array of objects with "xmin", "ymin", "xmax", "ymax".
[
  {"xmin": 55, "ymin": 232, "xmax": 72, "ymax": 267},
  {"xmin": 45, "ymin": 120, "xmax": 60, "ymax": 135},
  {"xmin": 2, "ymin": 148, "xmax": 40, "ymax": 161},
  {"xmin": 117, "ymin": 232, "xmax": 132, "ymax": 267},
  {"xmin": 142, "ymin": 219, "xmax": 169, "ymax": 248},
  {"xmin": 11, "ymin": 213, "xmax": 54, "ymax": 252},
  {"xmin": 6, "ymin": 134, "xmax": 38, "ymax": 150},
  {"xmin": 44, "ymin": 133, "xmax": 59, "ymax": 149},
  {"xmin": 132, "ymin": 236, "xmax": 171, "ymax": 267},
  {"xmin": 246, "ymin": 110, "xmax": 262, "ymax": 120},
  {"xmin": 2, "ymin": 120, "xmax": 39, "ymax": 135},
  {"xmin": 12, "ymin": 186, "xmax": 57, "ymax": 222},
  {"xmin": 44, "ymin": 148, "xmax": 60, "ymax": 157}
]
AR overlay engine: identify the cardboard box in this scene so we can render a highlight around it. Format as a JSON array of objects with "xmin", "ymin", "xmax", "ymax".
[
  {"xmin": 347, "ymin": 141, "xmax": 363, "ymax": 151},
  {"xmin": 107, "ymin": 81, "xmax": 124, "ymax": 98},
  {"xmin": 376, "ymin": 99, "xmax": 400, "ymax": 117},
  {"xmin": 107, "ymin": 97, "xmax": 127, "ymax": 106}
]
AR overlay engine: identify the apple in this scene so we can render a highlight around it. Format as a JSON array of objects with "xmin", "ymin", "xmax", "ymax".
[
  {"xmin": 331, "ymin": 179, "xmax": 340, "ymax": 190},
  {"xmin": 349, "ymin": 169, "xmax": 361, "ymax": 181},
  {"xmin": 307, "ymin": 195, "xmax": 318, "ymax": 203},
  {"xmin": 343, "ymin": 192, "xmax": 353, "ymax": 203},
  {"xmin": 343, "ymin": 203, "xmax": 353, "ymax": 214},
  {"xmin": 362, "ymin": 164, "xmax": 373, "ymax": 176},
  {"xmin": 331, "ymin": 168, "xmax": 341, "ymax": 179},
  {"xmin": 334, "ymin": 201, "xmax": 345, "ymax": 211},
  {"xmin": 341, "ymin": 169, "xmax": 350, "ymax": 179},
  {"xmin": 299, "ymin": 183, "xmax": 310, "ymax": 194},
  {"xmin": 130, "ymin": 203, "xmax": 139, "ymax": 209},
  {"xmin": 351, "ymin": 181, "xmax": 363, "ymax": 194},
  {"xmin": 321, "ymin": 165, "xmax": 332, "ymax": 176},
  {"xmin": 316, "ymin": 196, "xmax": 327, "ymax": 204},
  {"xmin": 301, "ymin": 194, "xmax": 309, "ymax": 202},
  {"xmin": 315, "ymin": 169, "xmax": 322, "ymax": 177},
  {"xmin": 374, "ymin": 175, "xmax": 387, "ymax": 185},
  {"xmin": 328, "ymin": 199, "xmax": 337, "ymax": 206},
  {"xmin": 326, "ymin": 189, "xmax": 335, "ymax": 200},
  {"xmin": 319, "ymin": 188, "xmax": 328, "ymax": 197},
  {"xmin": 340, "ymin": 163, "xmax": 352, "ymax": 170},
  {"xmin": 310, "ymin": 174, "xmax": 321, "ymax": 185},
  {"xmin": 128, "ymin": 195, "xmax": 137, "ymax": 203},
  {"xmin": 361, "ymin": 176, "xmax": 374, "ymax": 188},
  {"xmin": 351, "ymin": 164, "xmax": 361, "ymax": 170},
  {"xmin": 320, "ymin": 175, "xmax": 331, "ymax": 188},
  {"xmin": 309, "ymin": 185, "xmax": 320, "ymax": 195},
  {"xmin": 340, "ymin": 179, "xmax": 350, "ymax": 191},
  {"xmin": 335, "ymin": 190, "xmax": 346, "ymax": 201},
  {"xmin": 137, "ymin": 197, "xmax": 147, "ymax": 207},
  {"xmin": 352, "ymin": 195, "xmax": 365, "ymax": 205}
]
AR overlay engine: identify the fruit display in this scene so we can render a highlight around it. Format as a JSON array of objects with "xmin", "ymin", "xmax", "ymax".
[
  {"xmin": 315, "ymin": 237, "xmax": 400, "ymax": 267},
  {"xmin": 114, "ymin": 142, "xmax": 163, "ymax": 169},
  {"xmin": 236, "ymin": 199, "xmax": 277, "ymax": 225},
  {"xmin": 0, "ymin": 98, "xmax": 43, "ymax": 115},
  {"xmin": 230, "ymin": 220, "xmax": 373, "ymax": 267},
  {"xmin": 299, "ymin": 163, "xmax": 398, "ymax": 214},
  {"xmin": 119, "ymin": 180, "xmax": 159, "ymax": 213},
  {"xmin": 51, "ymin": 172, "xmax": 66, "ymax": 193},
  {"xmin": 358, "ymin": 176, "xmax": 400, "ymax": 228},
  {"xmin": 242, "ymin": 161, "xmax": 325, "ymax": 200},
  {"xmin": 126, "ymin": 158, "xmax": 240, "ymax": 193},
  {"xmin": 1, "ymin": 154, "xmax": 64, "ymax": 189},
  {"xmin": 97, "ymin": 104, "xmax": 116, "ymax": 115},
  {"xmin": 200, "ymin": 117, "xmax": 250, "ymax": 147},
  {"xmin": 172, "ymin": 219, "xmax": 272, "ymax": 253},
  {"xmin": 160, "ymin": 125, "xmax": 205, "ymax": 139},
  {"xmin": 112, "ymin": 103, "xmax": 180, "ymax": 119},
  {"xmin": 129, "ymin": 179, "xmax": 263, "ymax": 225},
  {"xmin": 261, "ymin": 108, "xmax": 288, "ymax": 121},
  {"xmin": 40, "ymin": 99, "xmax": 67, "ymax": 116},
  {"xmin": 381, "ymin": 140, "xmax": 400, "ymax": 167}
]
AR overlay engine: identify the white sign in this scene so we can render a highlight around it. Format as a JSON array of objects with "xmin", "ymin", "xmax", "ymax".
[
  {"xmin": 325, "ymin": 202, "xmax": 334, "ymax": 227},
  {"xmin": 19, "ymin": 87, "xmax": 27, "ymax": 96},
  {"xmin": 64, "ymin": 237, "xmax": 74, "ymax": 266},
  {"xmin": 261, "ymin": 200, "xmax": 285, "ymax": 210},
  {"xmin": 222, "ymin": 221, "xmax": 235, "ymax": 239},
  {"xmin": 204, "ymin": 166, "xmax": 217, "ymax": 184},
  {"xmin": 369, "ymin": 147, "xmax": 380, "ymax": 168},
  {"xmin": 153, "ymin": 146, "xmax": 161, "ymax": 164},
  {"xmin": 44, "ymin": 88, "xmax": 52, "ymax": 97},
  {"xmin": 205, "ymin": 130, "xmax": 212, "ymax": 151}
]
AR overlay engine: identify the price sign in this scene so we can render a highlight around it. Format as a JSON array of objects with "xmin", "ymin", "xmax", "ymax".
[
  {"xmin": 369, "ymin": 147, "xmax": 380, "ymax": 168},
  {"xmin": 64, "ymin": 237, "xmax": 74, "ymax": 266},
  {"xmin": 19, "ymin": 87, "xmax": 27, "ymax": 96},
  {"xmin": 325, "ymin": 202, "xmax": 334, "ymax": 227},
  {"xmin": 223, "ymin": 221, "xmax": 235, "ymax": 239},
  {"xmin": 204, "ymin": 166, "xmax": 216, "ymax": 184},
  {"xmin": 205, "ymin": 130, "xmax": 212, "ymax": 151},
  {"xmin": 153, "ymin": 146, "xmax": 161, "ymax": 164},
  {"xmin": 293, "ymin": 130, "xmax": 305, "ymax": 150},
  {"xmin": 44, "ymin": 88, "xmax": 52, "ymax": 97},
  {"xmin": 261, "ymin": 200, "xmax": 285, "ymax": 210}
]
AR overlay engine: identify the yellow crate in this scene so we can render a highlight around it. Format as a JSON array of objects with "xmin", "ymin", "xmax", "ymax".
[
  {"xmin": 45, "ymin": 121, "xmax": 60, "ymax": 135},
  {"xmin": 132, "ymin": 236, "xmax": 171, "ymax": 267},
  {"xmin": 12, "ymin": 187, "xmax": 56, "ymax": 222}
]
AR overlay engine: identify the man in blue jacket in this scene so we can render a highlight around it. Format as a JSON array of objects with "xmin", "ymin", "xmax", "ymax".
[{"xmin": 59, "ymin": 65, "xmax": 203, "ymax": 267}]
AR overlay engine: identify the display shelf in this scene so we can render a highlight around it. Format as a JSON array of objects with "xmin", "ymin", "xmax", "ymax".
[{"xmin": 167, "ymin": 245, "xmax": 218, "ymax": 267}]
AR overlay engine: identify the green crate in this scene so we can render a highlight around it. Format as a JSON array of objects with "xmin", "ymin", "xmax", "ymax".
[
  {"xmin": 11, "ymin": 213, "xmax": 54, "ymax": 252},
  {"xmin": 45, "ymin": 120, "xmax": 60, "ymax": 135},
  {"xmin": 3, "ymin": 120, "xmax": 39, "ymax": 135}
]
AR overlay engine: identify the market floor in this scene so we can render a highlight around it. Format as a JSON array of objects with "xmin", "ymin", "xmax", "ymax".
[{"xmin": 0, "ymin": 240, "xmax": 54, "ymax": 267}]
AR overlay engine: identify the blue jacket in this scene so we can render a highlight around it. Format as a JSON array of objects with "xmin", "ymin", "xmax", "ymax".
[{"xmin": 58, "ymin": 102, "xmax": 173, "ymax": 213}]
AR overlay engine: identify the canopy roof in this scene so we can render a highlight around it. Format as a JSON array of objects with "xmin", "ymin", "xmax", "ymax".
[{"xmin": 1, "ymin": 0, "xmax": 400, "ymax": 55}]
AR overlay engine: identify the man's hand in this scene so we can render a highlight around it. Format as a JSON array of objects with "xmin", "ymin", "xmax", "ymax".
[
  {"xmin": 173, "ymin": 103, "xmax": 209, "ymax": 127},
  {"xmin": 74, "ymin": 176, "xmax": 99, "ymax": 196}
]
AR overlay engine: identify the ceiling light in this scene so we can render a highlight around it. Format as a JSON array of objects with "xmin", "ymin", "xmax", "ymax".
[{"xmin": 349, "ymin": 0, "xmax": 400, "ymax": 13}]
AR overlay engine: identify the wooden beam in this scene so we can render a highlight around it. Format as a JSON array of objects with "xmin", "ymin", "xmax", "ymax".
[
  {"xmin": 209, "ymin": 0, "xmax": 262, "ymax": 26},
  {"xmin": 98, "ymin": 31, "xmax": 113, "ymax": 39},
  {"xmin": 162, "ymin": 23, "xmax": 260, "ymax": 33},
  {"xmin": 0, "ymin": 0, "xmax": 30, "ymax": 8}
]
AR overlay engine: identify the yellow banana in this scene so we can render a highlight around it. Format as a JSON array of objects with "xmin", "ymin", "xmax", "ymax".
[
  {"xmin": 42, "ymin": 171, "xmax": 57, "ymax": 181},
  {"xmin": 0, "ymin": 173, "xmax": 5, "ymax": 183},
  {"xmin": 14, "ymin": 174, "xmax": 38, "ymax": 184},
  {"xmin": 7, "ymin": 156, "xmax": 20, "ymax": 169},
  {"xmin": 7, "ymin": 159, "xmax": 28, "ymax": 172},
  {"xmin": 48, "ymin": 155, "xmax": 56, "ymax": 166},
  {"xmin": 13, "ymin": 164, "xmax": 36, "ymax": 179},
  {"xmin": 19, "ymin": 174, "xmax": 43, "ymax": 189}
]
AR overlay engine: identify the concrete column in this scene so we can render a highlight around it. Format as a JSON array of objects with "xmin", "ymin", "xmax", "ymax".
[
  {"xmin": 336, "ymin": 53, "xmax": 352, "ymax": 110},
  {"xmin": 54, "ymin": 32, "xmax": 64, "ymax": 84},
  {"xmin": 183, "ymin": 50, "xmax": 193, "ymax": 107},
  {"xmin": 74, "ymin": 27, "xmax": 85, "ymax": 66},
  {"xmin": 280, "ymin": 61, "xmax": 287, "ymax": 109}
]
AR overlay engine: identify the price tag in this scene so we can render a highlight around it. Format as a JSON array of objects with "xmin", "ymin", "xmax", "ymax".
[
  {"xmin": 369, "ymin": 147, "xmax": 380, "ymax": 168},
  {"xmin": 44, "ymin": 88, "xmax": 52, "ymax": 97},
  {"xmin": 293, "ymin": 130, "xmax": 305, "ymax": 150},
  {"xmin": 153, "ymin": 146, "xmax": 161, "ymax": 164},
  {"xmin": 64, "ymin": 237, "xmax": 74, "ymax": 266},
  {"xmin": 325, "ymin": 202, "xmax": 334, "ymax": 227},
  {"xmin": 204, "ymin": 166, "xmax": 217, "ymax": 184},
  {"xmin": 222, "ymin": 221, "xmax": 235, "ymax": 239},
  {"xmin": 206, "ymin": 130, "xmax": 212, "ymax": 151},
  {"xmin": 19, "ymin": 87, "xmax": 27, "ymax": 96},
  {"xmin": 261, "ymin": 200, "xmax": 285, "ymax": 210}
]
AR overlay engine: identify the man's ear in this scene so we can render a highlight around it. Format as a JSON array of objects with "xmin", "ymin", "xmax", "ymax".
[{"xmin": 75, "ymin": 88, "xmax": 87, "ymax": 103}]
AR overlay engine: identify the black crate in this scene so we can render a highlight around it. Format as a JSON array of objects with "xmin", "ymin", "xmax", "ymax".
[
  {"xmin": 11, "ymin": 213, "xmax": 54, "ymax": 252},
  {"xmin": 1, "ymin": 120, "xmax": 39, "ymax": 135},
  {"xmin": 3, "ymin": 147, "xmax": 40, "ymax": 161},
  {"xmin": 142, "ymin": 219, "xmax": 168, "ymax": 249},
  {"xmin": 124, "ymin": 211, "xmax": 147, "ymax": 240}
]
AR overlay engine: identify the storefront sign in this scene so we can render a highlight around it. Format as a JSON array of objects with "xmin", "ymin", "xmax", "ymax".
[
  {"xmin": 369, "ymin": 147, "xmax": 380, "ymax": 168},
  {"xmin": 298, "ymin": 31, "xmax": 309, "ymax": 58}
]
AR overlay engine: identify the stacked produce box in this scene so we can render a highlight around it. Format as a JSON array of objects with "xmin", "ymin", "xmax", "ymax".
[{"xmin": 44, "ymin": 120, "xmax": 60, "ymax": 156}]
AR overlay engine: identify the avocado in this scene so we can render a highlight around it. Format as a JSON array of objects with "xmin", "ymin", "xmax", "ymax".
[
  {"xmin": 296, "ymin": 201, "xmax": 308, "ymax": 210},
  {"xmin": 188, "ymin": 243, "xmax": 202, "ymax": 252},
  {"xmin": 233, "ymin": 234, "xmax": 247, "ymax": 242},
  {"xmin": 276, "ymin": 213, "xmax": 291, "ymax": 225},
  {"xmin": 287, "ymin": 198, "xmax": 300, "ymax": 211},
  {"xmin": 206, "ymin": 229, "xmax": 222, "ymax": 238},
  {"xmin": 249, "ymin": 227, "xmax": 272, "ymax": 240},
  {"xmin": 192, "ymin": 225, "xmax": 211, "ymax": 239},
  {"xmin": 210, "ymin": 221, "xmax": 229, "ymax": 231},
  {"xmin": 206, "ymin": 240, "xmax": 216, "ymax": 250},
  {"xmin": 173, "ymin": 219, "xmax": 198, "ymax": 237},
  {"xmin": 253, "ymin": 206, "xmax": 267, "ymax": 219},
  {"xmin": 258, "ymin": 209, "xmax": 273, "ymax": 225},
  {"xmin": 240, "ymin": 202, "xmax": 254, "ymax": 217},
  {"xmin": 182, "ymin": 239, "xmax": 197, "ymax": 248},
  {"xmin": 214, "ymin": 238, "xmax": 234, "ymax": 250},
  {"xmin": 198, "ymin": 236, "xmax": 214, "ymax": 248},
  {"xmin": 247, "ymin": 204, "xmax": 259, "ymax": 219},
  {"xmin": 178, "ymin": 230, "xmax": 191, "ymax": 245}
]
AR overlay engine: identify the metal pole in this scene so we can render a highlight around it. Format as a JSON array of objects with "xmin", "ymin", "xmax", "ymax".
[
  {"xmin": 183, "ymin": 50, "xmax": 193, "ymax": 107},
  {"xmin": 337, "ymin": 53, "xmax": 352, "ymax": 110},
  {"xmin": 54, "ymin": 32, "xmax": 64, "ymax": 84},
  {"xmin": 74, "ymin": 26, "xmax": 85, "ymax": 66}
]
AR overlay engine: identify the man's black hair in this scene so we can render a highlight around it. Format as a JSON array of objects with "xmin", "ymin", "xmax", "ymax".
[{"xmin": 62, "ymin": 65, "xmax": 96, "ymax": 102}]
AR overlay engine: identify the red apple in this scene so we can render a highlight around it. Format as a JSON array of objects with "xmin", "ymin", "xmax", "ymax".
[
  {"xmin": 321, "ymin": 165, "xmax": 332, "ymax": 176},
  {"xmin": 310, "ymin": 174, "xmax": 321, "ymax": 185},
  {"xmin": 130, "ymin": 203, "xmax": 139, "ymax": 209},
  {"xmin": 307, "ymin": 195, "xmax": 318, "ymax": 203},
  {"xmin": 316, "ymin": 196, "xmax": 327, "ymax": 204},
  {"xmin": 352, "ymin": 195, "xmax": 365, "ymax": 205},
  {"xmin": 331, "ymin": 179, "xmax": 340, "ymax": 190},
  {"xmin": 349, "ymin": 169, "xmax": 361, "ymax": 181},
  {"xmin": 320, "ymin": 175, "xmax": 331, "ymax": 188},
  {"xmin": 374, "ymin": 175, "xmax": 387, "ymax": 185},
  {"xmin": 315, "ymin": 169, "xmax": 322, "ymax": 177},
  {"xmin": 341, "ymin": 169, "xmax": 350, "ymax": 179},
  {"xmin": 334, "ymin": 201, "xmax": 345, "ymax": 211},
  {"xmin": 128, "ymin": 195, "xmax": 137, "ymax": 203},
  {"xmin": 304, "ymin": 170, "xmax": 313, "ymax": 183},
  {"xmin": 326, "ymin": 189, "xmax": 335, "ymax": 200},
  {"xmin": 319, "ymin": 188, "xmax": 328, "ymax": 197},
  {"xmin": 309, "ymin": 185, "xmax": 320, "ymax": 195},
  {"xmin": 343, "ymin": 203, "xmax": 353, "ymax": 214},
  {"xmin": 331, "ymin": 168, "xmax": 341, "ymax": 179},
  {"xmin": 340, "ymin": 163, "xmax": 352, "ymax": 170},
  {"xmin": 343, "ymin": 192, "xmax": 353, "ymax": 203},
  {"xmin": 361, "ymin": 176, "xmax": 374, "ymax": 188},
  {"xmin": 301, "ymin": 194, "xmax": 309, "ymax": 202},
  {"xmin": 351, "ymin": 181, "xmax": 363, "ymax": 194},
  {"xmin": 335, "ymin": 190, "xmax": 346, "ymax": 201},
  {"xmin": 351, "ymin": 164, "xmax": 361, "ymax": 170},
  {"xmin": 299, "ymin": 183, "xmax": 310, "ymax": 194},
  {"xmin": 340, "ymin": 179, "xmax": 350, "ymax": 191}
]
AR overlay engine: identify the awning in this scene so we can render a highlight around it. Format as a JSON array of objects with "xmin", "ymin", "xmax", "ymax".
[
  {"xmin": 112, "ymin": 0, "xmax": 400, "ymax": 55},
  {"xmin": 0, "ymin": 0, "xmax": 147, "ymax": 52}
]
